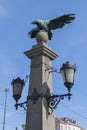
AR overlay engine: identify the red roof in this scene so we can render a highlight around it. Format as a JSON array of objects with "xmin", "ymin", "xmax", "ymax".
[{"xmin": 55, "ymin": 117, "xmax": 85, "ymax": 130}]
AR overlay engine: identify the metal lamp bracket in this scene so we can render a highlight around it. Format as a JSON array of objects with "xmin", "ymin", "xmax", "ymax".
[{"xmin": 14, "ymin": 87, "xmax": 72, "ymax": 113}]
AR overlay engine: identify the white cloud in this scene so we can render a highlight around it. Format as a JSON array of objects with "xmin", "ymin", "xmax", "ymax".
[{"xmin": 0, "ymin": 6, "xmax": 8, "ymax": 18}]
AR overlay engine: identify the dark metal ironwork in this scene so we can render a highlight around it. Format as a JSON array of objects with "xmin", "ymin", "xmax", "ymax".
[
  {"xmin": 14, "ymin": 101, "xmax": 27, "ymax": 111},
  {"xmin": 14, "ymin": 87, "xmax": 72, "ymax": 112},
  {"xmin": 47, "ymin": 93, "xmax": 72, "ymax": 111}
]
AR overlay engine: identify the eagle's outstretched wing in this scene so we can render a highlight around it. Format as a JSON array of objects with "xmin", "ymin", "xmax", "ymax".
[
  {"xmin": 48, "ymin": 14, "xmax": 75, "ymax": 30},
  {"xmin": 28, "ymin": 14, "xmax": 75, "ymax": 40}
]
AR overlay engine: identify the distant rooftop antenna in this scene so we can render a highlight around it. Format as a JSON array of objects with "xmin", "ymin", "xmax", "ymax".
[
  {"xmin": 16, "ymin": 127, "xmax": 18, "ymax": 130},
  {"xmin": 1, "ymin": 88, "xmax": 11, "ymax": 130}
]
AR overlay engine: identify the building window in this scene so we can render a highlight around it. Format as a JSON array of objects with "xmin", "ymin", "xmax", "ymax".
[
  {"xmin": 55, "ymin": 124, "xmax": 59, "ymax": 130},
  {"xmin": 60, "ymin": 125, "xmax": 63, "ymax": 130}
]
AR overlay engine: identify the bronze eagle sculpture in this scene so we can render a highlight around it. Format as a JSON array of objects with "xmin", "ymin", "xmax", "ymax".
[{"xmin": 28, "ymin": 14, "xmax": 75, "ymax": 40}]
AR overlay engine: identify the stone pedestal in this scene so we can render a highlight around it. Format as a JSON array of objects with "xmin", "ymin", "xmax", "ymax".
[{"xmin": 24, "ymin": 42, "xmax": 58, "ymax": 130}]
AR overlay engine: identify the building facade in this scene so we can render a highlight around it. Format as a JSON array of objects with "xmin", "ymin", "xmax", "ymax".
[
  {"xmin": 22, "ymin": 117, "xmax": 85, "ymax": 130},
  {"xmin": 55, "ymin": 117, "xmax": 85, "ymax": 130}
]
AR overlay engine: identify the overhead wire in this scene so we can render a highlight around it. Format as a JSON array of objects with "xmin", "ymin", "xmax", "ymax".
[
  {"xmin": 0, "ymin": 104, "xmax": 26, "ymax": 127},
  {"xmin": 60, "ymin": 102, "xmax": 87, "ymax": 120},
  {"xmin": 0, "ymin": 104, "xmax": 26, "ymax": 114}
]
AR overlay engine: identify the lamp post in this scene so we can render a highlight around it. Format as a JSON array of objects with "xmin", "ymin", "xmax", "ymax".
[{"xmin": 11, "ymin": 31, "xmax": 76, "ymax": 130}]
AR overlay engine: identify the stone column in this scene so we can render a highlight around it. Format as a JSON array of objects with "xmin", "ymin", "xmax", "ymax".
[{"xmin": 24, "ymin": 32, "xmax": 58, "ymax": 130}]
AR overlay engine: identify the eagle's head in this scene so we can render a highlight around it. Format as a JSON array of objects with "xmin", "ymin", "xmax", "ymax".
[{"xmin": 31, "ymin": 20, "xmax": 39, "ymax": 25}]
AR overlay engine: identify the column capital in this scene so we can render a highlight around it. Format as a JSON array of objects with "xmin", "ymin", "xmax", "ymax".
[{"xmin": 24, "ymin": 42, "xmax": 58, "ymax": 60}]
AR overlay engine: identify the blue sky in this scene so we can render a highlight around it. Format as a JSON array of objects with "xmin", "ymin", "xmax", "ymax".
[{"xmin": 0, "ymin": 0, "xmax": 87, "ymax": 130}]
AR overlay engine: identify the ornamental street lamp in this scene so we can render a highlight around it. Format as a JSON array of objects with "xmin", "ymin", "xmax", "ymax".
[
  {"xmin": 11, "ymin": 78, "xmax": 25, "ymax": 109},
  {"xmin": 12, "ymin": 61, "xmax": 76, "ymax": 112},
  {"xmin": 60, "ymin": 61, "xmax": 76, "ymax": 94},
  {"xmin": 47, "ymin": 61, "xmax": 76, "ymax": 110}
]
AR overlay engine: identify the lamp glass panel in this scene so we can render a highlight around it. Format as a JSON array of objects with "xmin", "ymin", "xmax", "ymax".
[
  {"xmin": 64, "ymin": 69, "xmax": 74, "ymax": 83},
  {"xmin": 13, "ymin": 83, "xmax": 23, "ymax": 96},
  {"xmin": 61, "ymin": 69, "xmax": 65, "ymax": 82},
  {"xmin": 61, "ymin": 68, "xmax": 74, "ymax": 83}
]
